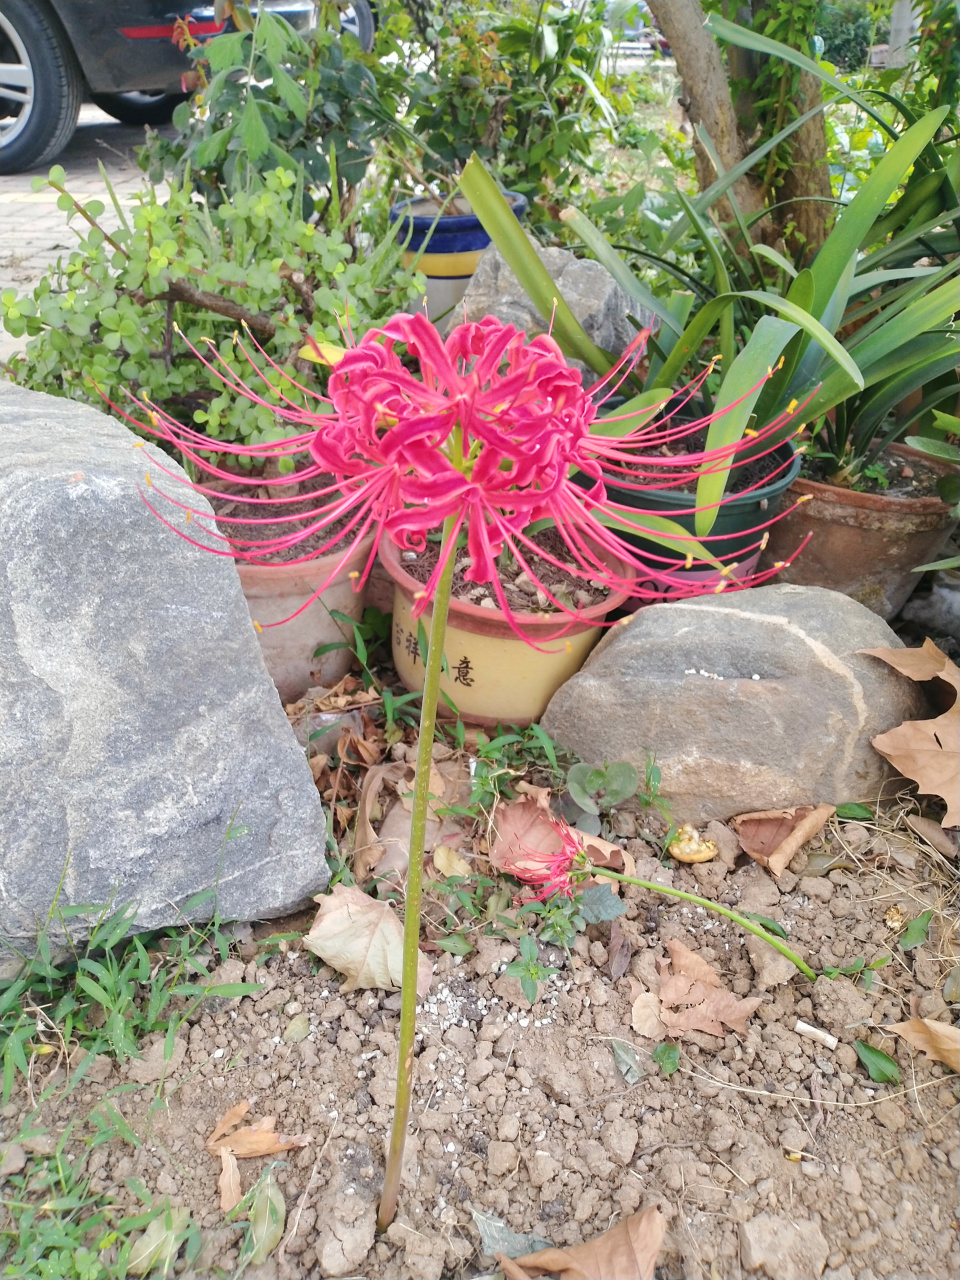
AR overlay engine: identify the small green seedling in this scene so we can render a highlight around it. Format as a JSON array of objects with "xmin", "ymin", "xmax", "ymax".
[
  {"xmin": 652, "ymin": 1041, "xmax": 680, "ymax": 1076},
  {"xmin": 505, "ymin": 934, "xmax": 559, "ymax": 1004},
  {"xmin": 518, "ymin": 892, "xmax": 586, "ymax": 951},
  {"xmin": 566, "ymin": 762, "xmax": 639, "ymax": 815},
  {"xmin": 835, "ymin": 803, "xmax": 875, "ymax": 821},
  {"xmin": 823, "ymin": 954, "xmax": 890, "ymax": 992}
]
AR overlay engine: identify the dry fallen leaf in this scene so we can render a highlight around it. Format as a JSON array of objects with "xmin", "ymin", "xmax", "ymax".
[
  {"xmin": 206, "ymin": 1100, "xmax": 251, "ymax": 1149},
  {"xmin": 862, "ymin": 640, "xmax": 959, "ymax": 828},
  {"xmin": 630, "ymin": 991, "xmax": 667, "ymax": 1040},
  {"xmin": 608, "ymin": 919, "xmax": 632, "ymax": 981},
  {"xmin": 731, "ymin": 803, "xmax": 835, "ymax": 876},
  {"xmin": 433, "ymin": 844, "xmax": 472, "ymax": 878},
  {"xmin": 496, "ymin": 1204, "xmax": 666, "ymax": 1280},
  {"xmin": 218, "ymin": 1148, "xmax": 242, "ymax": 1214},
  {"xmin": 303, "ymin": 884, "xmax": 432, "ymax": 996},
  {"xmin": 636, "ymin": 937, "xmax": 761, "ymax": 1039},
  {"xmin": 353, "ymin": 762, "xmax": 409, "ymax": 882},
  {"xmin": 904, "ymin": 814, "xmax": 959, "ymax": 859},
  {"xmin": 887, "ymin": 1017, "xmax": 959, "ymax": 1072}
]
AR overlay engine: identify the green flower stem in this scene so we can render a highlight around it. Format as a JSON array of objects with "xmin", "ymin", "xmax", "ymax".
[
  {"xmin": 378, "ymin": 515, "xmax": 459, "ymax": 1233},
  {"xmin": 586, "ymin": 865, "xmax": 817, "ymax": 981}
]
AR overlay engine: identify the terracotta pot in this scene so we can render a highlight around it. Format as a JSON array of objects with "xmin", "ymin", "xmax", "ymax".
[
  {"xmin": 236, "ymin": 534, "xmax": 375, "ymax": 704},
  {"xmin": 379, "ymin": 538, "xmax": 634, "ymax": 727},
  {"xmin": 760, "ymin": 444, "xmax": 958, "ymax": 620}
]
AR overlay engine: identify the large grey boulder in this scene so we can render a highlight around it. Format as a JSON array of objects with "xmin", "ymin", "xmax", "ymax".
[
  {"xmin": 541, "ymin": 584, "xmax": 928, "ymax": 822},
  {"xmin": 461, "ymin": 236, "xmax": 648, "ymax": 375},
  {"xmin": 0, "ymin": 384, "xmax": 329, "ymax": 960}
]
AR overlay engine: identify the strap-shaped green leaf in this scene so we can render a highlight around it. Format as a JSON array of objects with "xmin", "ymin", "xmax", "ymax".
[
  {"xmin": 459, "ymin": 155, "xmax": 611, "ymax": 375},
  {"xmin": 807, "ymin": 107, "xmax": 950, "ymax": 321},
  {"xmin": 560, "ymin": 206, "xmax": 684, "ymax": 338},
  {"xmin": 696, "ymin": 316, "xmax": 799, "ymax": 536},
  {"xmin": 595, "ymin": 510, "xmax": 723, "ymax": 570}
]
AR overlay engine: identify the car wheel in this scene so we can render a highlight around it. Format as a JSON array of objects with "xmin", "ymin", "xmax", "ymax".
[
  {"xmin": 91, "ymin": 91, "xmax": 190, "ymax": 127},
  {"xmin": 340, "ymin": 1, "xmax": 376, "ymax": 53},
  {"xmin": 0, "ymin": 0, "xmax": 82, "ymax": 173}
]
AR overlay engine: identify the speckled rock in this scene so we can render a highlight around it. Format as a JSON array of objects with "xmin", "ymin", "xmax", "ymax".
[
  {"xmin": 0, "ymin": 384, "xmax": 328, "ymax": 962},
  {"xmin": 541, "ymin": 584, "xmax": 928, "ymax": 821}
]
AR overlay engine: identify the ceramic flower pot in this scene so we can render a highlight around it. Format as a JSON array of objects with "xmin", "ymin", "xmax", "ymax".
[
  {"xmin": 577, "ymin": 441, "xmax": 801, "ymax": 599},
  {"xmin": 388, "ymin": 192, "xmax": 528, "ymax": 324},
  {"xmin": 379, "ymin": 537, "xmax": 634, "ymax": 727},
  {"xmin": 760, "ymin": 443, "xmax": 959, "ymax": 620},
  {"xmin": 236, "ymin": 534, "xmax": 375, "ymax": 704}
]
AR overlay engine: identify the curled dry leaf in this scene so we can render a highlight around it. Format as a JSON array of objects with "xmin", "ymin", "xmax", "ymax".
[
  {"xmin": 206, "ymin": 1100, "xmax": 251, "ymax": 1150},
  {"xmin": 887, "ymin": 1017, "xmax": 959, "ymax": 1072},
  {"xmin": 353, "ymin": 762, "xmax": 410, "ymax": 882},
  {"xmin": 631, "ymin": 991, "xmax": 667, "ymax": 1040},
  {"xmin": 904, "ymin": 814, "xmax": 959, "ymax": 860},
  {"xmin": 496, "ymin": 1204, "xmax": 666, "ymax": 1280},
  {"xmin": 218, "ymin": 1148, "xmax": 242, "ymax": 1214},
  {"xmin": 862, "ymin": 640, "xmax": 959, "ymax": 828},
  {"xmin": 304, "ymin": 884, "xmax": 432, "ymax": 996},
  {"xmin": 731, "ymin": 803, "xmax": 835, "ymax": 877},
  {"xmin": 608, "ymin": 919, "xmax": 632, "ymax": 981}
]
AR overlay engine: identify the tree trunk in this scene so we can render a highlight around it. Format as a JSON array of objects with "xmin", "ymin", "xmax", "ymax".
[
  {"xmin": 775, "ymin": 71, "xmax": 834, "ymax": 259},
  {"xmin": 646, "ymin": 0, "xmax": 766, "ymax": 223}
]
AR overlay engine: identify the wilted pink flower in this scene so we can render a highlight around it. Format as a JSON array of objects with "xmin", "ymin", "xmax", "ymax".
[
  {"xmin": 129, "ymin": 312, "xmax": 805, "ymax": 635},
  {"xmin": 510, "ymin": 818, "xmax": 588, "ymax": 901}
]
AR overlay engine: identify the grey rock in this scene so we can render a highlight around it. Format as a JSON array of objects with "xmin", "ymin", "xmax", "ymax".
[
  {"xmin": 746, "ymin": 933, "xmax": 799, "ymax": 990},
  {"xmin": 541, "ymin": 584, "xmax": 928, "ymax": 822},
  {"xmin": 0, "ymin": 384, "xmax": 328, "ymax": 961},
  {"xmin": 461, "ymin": 235, "xmax": 649, "ymax": 377},
  {"xmin": 740, "ymin": 1212, "xmax": 829, "ymax": 1279}
]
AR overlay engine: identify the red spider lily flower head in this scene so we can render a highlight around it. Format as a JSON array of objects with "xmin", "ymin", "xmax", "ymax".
[
  {"xmin": 127, "ymin": 311, "xmax": 807, "ymax": 637},
  {"xmin": 509, "ymin": 818, "xmax": 590, "ymax": 902}
]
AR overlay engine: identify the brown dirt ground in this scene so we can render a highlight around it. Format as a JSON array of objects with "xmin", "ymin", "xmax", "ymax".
[{"xmin": 4, "ymin": 815, "xmax": 958, "ymax": 1280}]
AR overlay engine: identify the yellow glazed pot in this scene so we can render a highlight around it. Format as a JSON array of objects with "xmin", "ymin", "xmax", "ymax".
[{"xmin": 379, "ymin": 538, "xmax": 634, "ymax": 727}]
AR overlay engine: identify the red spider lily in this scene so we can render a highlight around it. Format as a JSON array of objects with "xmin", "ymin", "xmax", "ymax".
[
  {"xmin": 127, "ymin": 311, "xmax": 807, "ymax": 638},
  {"xmin": 509, "ymin": 818, "xmax": 589, "ymax": 901}
]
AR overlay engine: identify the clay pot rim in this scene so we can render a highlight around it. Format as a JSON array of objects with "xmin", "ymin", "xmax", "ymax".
[
  {"xmin": 379, "ymin": 535, "xmax": 635, "ymax": 638},
  {"xmin": 789, "ymin": 443, "xmax": 957, "ymax": 514},
  {"xmin": 234, "ymin": 531, "xmax": 376, "ymax": 586}
]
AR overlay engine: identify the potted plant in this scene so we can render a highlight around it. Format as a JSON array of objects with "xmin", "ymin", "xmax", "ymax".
[
  {"xmin": 378, "ymin": 527, "xmax": 633, "ymax": 725},
  {"xmin": 460, "ymin": 99, "xmax": 959, "ymax": 610}
]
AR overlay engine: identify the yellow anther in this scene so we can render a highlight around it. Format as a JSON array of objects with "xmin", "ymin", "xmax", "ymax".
[
  {"xmin": 714, "ymin": 580, "xmax": 727, "ymax": 593},
  {"xmin": 253, "ymin": 620, "xmax": 263, "ymax": 633},
  {"xmin": 348, "ymin": 570, "xmax": 359, "ymax": 580},
  {"xmin": 797, "ymin": 493, "xmax": 813, "ymax": 503},
  {"xmin": 134, "ymin": 440, "xmax": 146, "ymax": 447},
  {"xmin": 744, "ymin": 428, "xmax": 758, "ymax": 437},
  {"xmin": 777, "ymin": 355, "xmax": 785, "ymax": 370},
  {"xmin": 767, "ymin": 365, "xmax": 773, "ymax": 377},
  {"xmin": 565, "ymin": 641, "xmax": 572, "ymax": 653},
  {"xmin": 796, "ymin": 444, "xmax": 807, "ymax": 454},
  {"xmin": 787, "ymin": 398, "xmax": 798, "ymax": 413},
  {"xmin": 145, "ymin": 472, "xmax": 152, "ymax": 487},
  {"xmin": 774, "ymin": 561, "xmax": 786, "ymax": 569},
  {"xmin": 760, "ymin": 531, "xmax": 769, "ymax": 550},
  {"xmin": 413, "ymin": 590, "xmax": 426, "ymax": 600},
  {"xmin": 684, "ymin": 554, "xmax": 693, "ymax": 570},
  {"xmin": 186, "ymin": 510, "xmax": 192, "ymax": 524}
]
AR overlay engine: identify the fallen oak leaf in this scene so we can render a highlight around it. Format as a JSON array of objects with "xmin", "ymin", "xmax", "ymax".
[
  {"xmin": 861, "ymin": 640, "xmax": 959, "ymax": 828},
  {"xmin": 303, "ymin": 884, "xmax": 432, "ymax": 996},
  {"xmin": 218, "ymin": 1148, "xmax": 242, "ymax": 1214},
  {"xmin": 904, "ymin": 814, "xmax": 958, "ymax": 860},
  {"xmin": 887, "ymin": 1017, "xmax": 959, "ymax": 1072},
  {"xmin": 665, "ymin": 938, "xmax": 724, "ymax": 988},
  {"xmin": 630, "ymin": 991, "xmax": 667, "ymax": 1040},
  {"xmin": 731, "ymin": 803, "xmax": 835, "ymax": 876},
  {"xmin": 213, "ymin": 1127, "xmax": 310, "ymax": 1158},
  {"xmin": 352, "ymin": 762, "xmax": 409, "ymax": 882},
  {"xmin": 495, "ymin": 1204, "xmax": 666, "ymax": 1280},
  {"xmin": 660, "ymin": 987, "xmax": 762, "ymax": 1037},
  {"xmin": 433, "ymin": 844, "xmax": 472, "ymax": 878}
]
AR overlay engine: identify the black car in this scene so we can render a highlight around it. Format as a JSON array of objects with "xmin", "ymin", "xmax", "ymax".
[{"xmin": 0, "ymin": 1, "xmax": 376, "ymax": 173}]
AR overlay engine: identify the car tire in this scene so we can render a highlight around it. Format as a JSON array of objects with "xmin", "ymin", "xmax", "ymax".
[
  {"xmin": 340, "ymin": 1, "xmax": 376, "ymax": 53},
  {"xmin": 91, "ymin": 91, "xmax": 190, "ymax": 127},
  {"xmin": 0, "ymin": 0, "xmax": 82, "ymax": 174}
]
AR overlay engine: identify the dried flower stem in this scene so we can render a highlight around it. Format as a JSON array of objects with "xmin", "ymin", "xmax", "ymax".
[
  {"xmin": 586, "ymin": 865, "xmax": 817, "ymax": 981},
  {"xmin": 378, "ymin": 515, "xmax": 459, "ymax": 1232}
]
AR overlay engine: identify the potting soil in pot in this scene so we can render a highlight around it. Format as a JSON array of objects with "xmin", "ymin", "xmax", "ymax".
[{"xmin": 402, "ymin": 526, "xmax": 614, "ymax": 614}]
